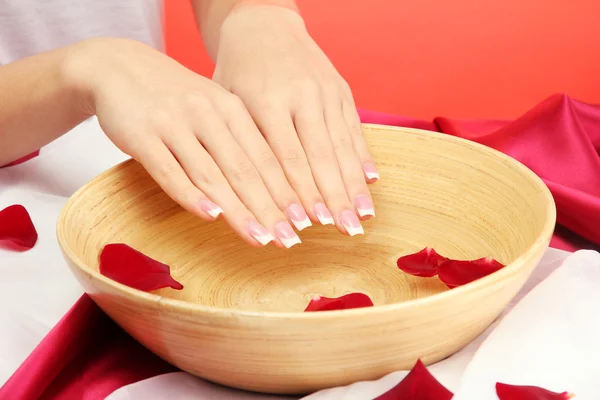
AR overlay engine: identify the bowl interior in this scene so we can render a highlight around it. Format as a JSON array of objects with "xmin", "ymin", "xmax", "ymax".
[{"xmin": 59, "ymin": 125, "xmax": 554, "ymax": 312}]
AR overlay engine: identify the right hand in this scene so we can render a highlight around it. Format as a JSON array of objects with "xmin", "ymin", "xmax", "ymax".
[{"xmin": 66, "ymin": 38, "xmax": 312, "ymax": 248}]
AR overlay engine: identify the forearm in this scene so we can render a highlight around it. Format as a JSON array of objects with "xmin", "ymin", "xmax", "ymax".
[
  {"xmin": 191, "ymin": 0, "xmax": 298, "ymax": 60},
  {"xmin": 0, "ymin": 45, "xmax": 90, "ymax": 166}
]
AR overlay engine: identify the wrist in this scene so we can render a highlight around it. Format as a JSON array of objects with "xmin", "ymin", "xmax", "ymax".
[
  {"xmin": 59, "ymin": 39, "xmax": 103, "ymax": 116},
  {"xmin": 198, "ymin": 0, "xmax": 303, "ymax": 60},
  {"xmin": 219, "ymin": 2, "xmax": 307, "ymax": 43},
  {"xmin": 229, "ymin": 0, "xmax": 299, "ymax": 14},
  {"xmin": 60, "ymin": 37, "xmax": 144, "ymax": 116}
]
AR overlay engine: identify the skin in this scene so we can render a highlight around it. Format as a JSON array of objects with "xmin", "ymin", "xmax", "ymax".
[{"xmin": 0, "ymin": 1, "xmax": 378, "ymax": 248}]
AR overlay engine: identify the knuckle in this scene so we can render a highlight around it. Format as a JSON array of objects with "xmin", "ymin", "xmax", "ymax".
[
  {"xmin": 193, "ymin": 166, "xmax": 220, "ymax": 186},
  {"xmin": 149, "ymin": 109, "xmax": 172, "ymax": 132},
  {"xmin": 322, "ymin": 81, "xmax": 340, "ymax": 99},
  {"xmin": 257, "ymin": 99, "xmax": 279, "ymax": 114},
  {"xmin": 297, "ymin": 79, "xmax": 320, "ymax": 99},
  {"xmin": 349, "ymin": 121, "xmax": 364, "ymax": 137},
  {"xmin": 347, "ymin": 175, "xmax": 369, "ymax": 192},
  {"xmin": 332, "ymin": 134, "xmax": 354, "ymax": 152},
  {"xmin": 255, "ymin": 150, "xmax": 280, "ymax": 170},
  {"xmin": 264, "ymin": 102, "xmax": 288, "ymax": 118},
  {"xmin": 327, "ymin": 195, "xmax": 352, "ymax": 212},
  {"xmin": 340, "ymin": 79, "xmax": 353, "ymax": 97},
  {"xmin": 156, "ymin": 161, "xmax": 180, "ymax": 179},
  {"xmin": 308, "ymin": 146, "xmax": 335, "ymax": 162},
  {"xmin": 171, "ymin": 188, "xmax": 197, "ymax": 208},
  {"xmin": 231, "ymin": 159, "xmax": 260, "ymax": 181},
  {"xmin": 222, "ymin": 94, "xmax": 246, "ymax": 115},
  {"xmin": 281, "ymin": 148, "xmax": 307, "ymax": 166},
  {"xmin": 183, "ymin": 92, "xmax": 212, "ymax": 113},
  {"xmin": 231, "ymin": 205, "xmax": 251, "ymax": 219},
  {"xmin": 254, "ymin": 203, "xmax": 281, "ymax": 220}
]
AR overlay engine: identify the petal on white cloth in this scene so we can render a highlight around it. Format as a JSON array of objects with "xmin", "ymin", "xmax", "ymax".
[
  {"xmin": 108, "ymin": 249, "xmax": 575, "ymax": 400},
  {"xmin": 0, "ymin": 189, "xmax": 83, "ymax": 384},
  {"xmin": 452, "ymin": 249, "xmax": 600, "ymax": 400},
  {"xmin": 301, "ymin": 248, "xmax": 571, "ymax": 400},
  {"xmin": 2, "ymin": 117, "xmax": 597, "ymax": 400},
  {"xmin": 0, "ymin": 118, "xmax": 127, "ymax": 385}
]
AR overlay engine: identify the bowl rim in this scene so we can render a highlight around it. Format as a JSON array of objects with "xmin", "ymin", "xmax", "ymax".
[{"xmin": 56, "ymin": 124, "xmax": 557, "ymax": 321}]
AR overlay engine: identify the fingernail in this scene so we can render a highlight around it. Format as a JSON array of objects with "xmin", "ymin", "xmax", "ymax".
[
  {"xmin": 354, "ymin": 195, "xmax": 375, "ymax": 217},
  {"xmin": 275, "ymin": 221, "xmax": 301, "ymax": 248},
  {"xmin": 340, "ymin": 210, "xmax": 364, "ymax": 236},
  {"xmin": 286, "ymin": 203, "xmax": 312, "ymax": 231},
  {"xmin": 248, "ymin": 221, "xmax": 274, "ymax": 245},
  {"xmin": 314, "ymin": 202, "xmax": 334, "ymax": 225},
  {"xmin": 199, "ymin": 199, "xmax": 223, "ymax": 219},
  {"xmin": 363, "ymin": 162, "xmax": 380, "ymax": 181}
]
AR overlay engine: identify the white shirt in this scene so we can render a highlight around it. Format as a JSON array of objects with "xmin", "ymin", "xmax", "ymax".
[{"xmin": 0, "ymin": 0, "xmax": 164, "ymax": 64}]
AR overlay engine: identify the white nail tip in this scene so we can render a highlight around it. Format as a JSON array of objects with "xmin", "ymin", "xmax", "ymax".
[
  {"xmin": 291, "ymin": 217, "xmax": 312, "ymax": 231},
  {"xmin": 253, "ymin": 233, "xmax": 274, "ymax": 246},
  {"xmin": 343, "ymin": 223, "xmax": 364, "ymax": 236},
  {"xmin": 365, "ymin": 171, "xmax": 380, "ymax": 180},
  {"xmin": 357, "ymin": 208, "xmax": 375, "ymax": 217},
  {"xmin": 317, "ymin": 215, "xmax": 335, "ymax": 225},
  {"xmin": 207, "ymin": 206, "xmax": 223, "ymax": 218},
  {"xmin": 280, "ymin": 235, "xmax": 302, "ymax": 248}
]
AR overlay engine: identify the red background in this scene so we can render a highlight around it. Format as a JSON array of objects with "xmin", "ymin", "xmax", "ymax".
[{"xmin": 164, "ymin": 1, "xmax": 600, "ymax": 120}]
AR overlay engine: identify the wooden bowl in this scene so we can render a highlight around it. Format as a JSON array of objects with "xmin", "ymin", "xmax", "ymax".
[{"xmin": 57, "ymin": 124, "xmax": 555, "ymax": 395}]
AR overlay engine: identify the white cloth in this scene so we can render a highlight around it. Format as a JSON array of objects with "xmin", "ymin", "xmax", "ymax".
[
  {"xmin": 0, "ymin": 0, "xmax": 164, "ymax": 64},
  {"xmin": 1, "ymin": 118, "xmax": 599, "ymax": 399},
  {"xmin": 108, "ymin": 249, "xmax": 600, "ymax": 400},
  {"xmin": 0, "ymin": 118, "xmax": 128, "ymax": 385}
]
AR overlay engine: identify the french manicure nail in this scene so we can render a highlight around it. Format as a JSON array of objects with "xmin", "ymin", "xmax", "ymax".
[
  {"xmin": 248, "ymin": 221, "xmax": 274, "ymax": 245},
  {"xmin": 314, "ymin": 202, "xmax": 334, "ymax": 225},
  {"xmin": 340, "ymin": 210, "xmax": 364, "ymax": 236},
  {"xmin": 363, "ymin": 162, "xmax": 380, "ymax": 181},
  {"xmin": 275, "ymin": 221, "xmax": 301, "ymax": 248},
  {"xmin": 286, "ymin": 203, "xmax": 312, "ymax": 230},
  {"xmin": 199, "ymin": 199, "xmax": 223, "ymax": 219},
  {"xmin": 354, "ymin": 195, "xmax": 375, "ymax": 217}
]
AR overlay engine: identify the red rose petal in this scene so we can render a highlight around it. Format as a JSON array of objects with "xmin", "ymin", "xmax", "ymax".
[
  {"xmin": 304, "ymin": 293, "xmax": 374, "ymax": 312},
  {"xmin": 0, "ymin": 204, "xmax": 38, "ymax": 249},
  {"xmin": 437, "ymin": 256, "xmax": 505, "ymax": 288},
  {"xmin": 396, "ymin": 247, "xmax": 449, "ymax": 277},
  {"xmin": 99, "ymin": 243, "xmax": 183, "ymax": 292},
  {"xmin": 375, "ymin": 359, "xmax": 453, "ymax": 400},
  {"xmin": 496, "ymin": 382, "xmax": 575, "ymax": 400}
]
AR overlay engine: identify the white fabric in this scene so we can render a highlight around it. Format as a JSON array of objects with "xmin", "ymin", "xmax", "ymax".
[
  {"xmin": 0, "ymin": 0, "xmax": 164, "ymax": 64},
  {"xmin": 0, "ymin": 118, "xmax": 128, "ymax": 385},
  {"xmin": 108, "ymin": 249, "xmax": 600, "ymax": 400},
  {"xmin": 1, "ymin": 119, "xmax": 599, "ymax": 399}
]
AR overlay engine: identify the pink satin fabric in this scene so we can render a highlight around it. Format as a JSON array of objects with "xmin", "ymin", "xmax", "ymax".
[{"xmin": 1, "ymin": 93, "xmax": 599, "ymax": 399}]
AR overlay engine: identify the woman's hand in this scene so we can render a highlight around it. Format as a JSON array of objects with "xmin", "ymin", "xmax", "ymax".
[
  {"xmin": 212, "ymin": 5, "xmax": 379, "ymax": 237},
  {"xmin": 68, "ymin": 38, "xmax": 307, "ymax": 248}
]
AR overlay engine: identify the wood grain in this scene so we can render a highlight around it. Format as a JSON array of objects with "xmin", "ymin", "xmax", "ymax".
[{"xmin": 56, "ymin": 124, "xmax": 556, "ymax": 394}]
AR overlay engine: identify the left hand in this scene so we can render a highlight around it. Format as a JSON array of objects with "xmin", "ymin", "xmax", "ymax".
[{"xmin": 212, "ymin": 5, "xmax": 379, "ymax": 237}]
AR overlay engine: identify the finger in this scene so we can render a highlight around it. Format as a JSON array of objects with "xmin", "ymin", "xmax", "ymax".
[
  {"xmin": 252, "ymin": 107, "xmax": 335, "ymax": 228},
  {"xmin": 342, "ymin": 98, "xmax": 380, "ymax": 183},
  {"xmin": 133, "ymin": 137, "xmax": 222, "ymax": 221},
  {"xmin": 222, "ymin": 97, "xmax": 312, "ymax": 231},
  {"xmin": 159, "ymin": 126, "xmax": 277, "ymax": 248},
  {"xmin": 325, "ymin": 102, "xmax": 375, "ymax": 221},
  {"xmin": 193, "ymin": 112, "xmax": 301, "ymax": 248},
  {"xmin": 293, "ymin": 105, "xmax": 364, "ymax": 236}
]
